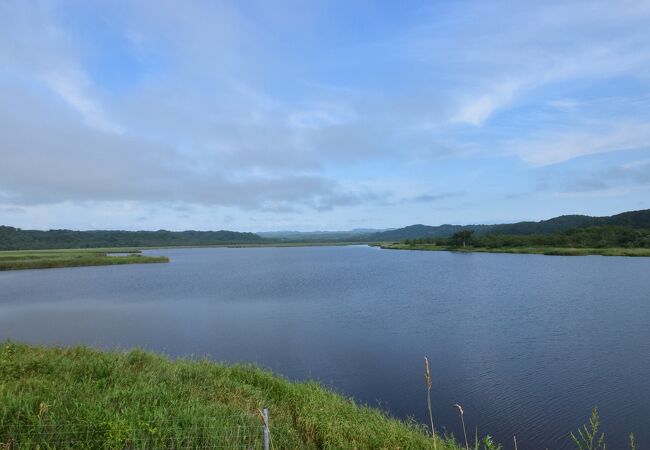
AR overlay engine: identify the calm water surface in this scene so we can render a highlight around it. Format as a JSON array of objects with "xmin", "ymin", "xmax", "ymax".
[{"xmin": 1, "ymin": 246, "xmax": 649, "ymax": 449}]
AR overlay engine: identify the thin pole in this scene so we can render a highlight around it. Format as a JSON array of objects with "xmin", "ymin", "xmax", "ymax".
[{"xmin": 263, "ymin": 407, "xmax": 270, "ymax": 450}]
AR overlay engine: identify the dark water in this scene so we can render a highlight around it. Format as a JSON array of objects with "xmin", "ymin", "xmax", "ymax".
[{"xmin": 1, "ymin": 246, "xmax": 649, "ymax": 449}]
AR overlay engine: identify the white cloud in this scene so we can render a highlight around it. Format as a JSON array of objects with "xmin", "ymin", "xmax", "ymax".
[
  {"xmin": 412, "ymin": 0, "xmax": 650, "ymax": 127},
  {"xmin": 512, "ymin": 123, "xmax": 650, "ymax": 166},
  {"xmin": 42, "ymin": 69, "xmax": 123, "ymax": 134},
  {"xmin": 451, "ymin": 80, "xmax": 520, "ymax": 126},
  {"xmin": 2, "ymin": 0, "xmax": 650, "ymax": 229}
]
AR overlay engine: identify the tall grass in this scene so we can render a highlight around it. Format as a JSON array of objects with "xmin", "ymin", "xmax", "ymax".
[
  {"xmin": 424, "ymin": 356, "xmax": 437, "ymax": 449},
  {"xmin": 1, "ymin": 342, "xmax": 462, "ymax": 449},
  {"xmin": 453, "ymin": 404, "xmax": 469, "ymax": 450},
  {"xmin": 0, "ymin": 343, "xmax": 641, "ymax": 449},
  {"xmin": 421, "ymin": 359, "xmax": 641, "ymax": 450}
]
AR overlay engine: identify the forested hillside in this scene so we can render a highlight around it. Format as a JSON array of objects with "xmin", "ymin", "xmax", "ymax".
[
  {"xmin": 405, "ymin": 226, "xmax": 650, "ymax": 249},
  {"xmin": 0, "ymin": 227, "xmax": 266, "ymax": 250},
  {"xmin": 369, "ymin": 209, "xmax": 650, "ymax": 241}
]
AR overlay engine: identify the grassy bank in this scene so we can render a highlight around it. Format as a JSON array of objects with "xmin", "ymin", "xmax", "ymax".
[
  {"xmin": 377, "ymin": 243, "xmax": 650, "ymax": 257},
  {"xmin": 0, "ymin": 343, "xmax": 635, "ymax": 449},
  {"xmin": 0, "ymin": 343, "xmax": 465, "ymax": 449},
  {"xmin": 0, "ymin": 249, "xmax": 169, "ymax": 271}
]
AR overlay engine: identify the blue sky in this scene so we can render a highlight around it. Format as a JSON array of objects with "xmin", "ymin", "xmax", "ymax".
[{"xmin": 1, "ymin": 0, "xmax": 650, "ymax": 231}]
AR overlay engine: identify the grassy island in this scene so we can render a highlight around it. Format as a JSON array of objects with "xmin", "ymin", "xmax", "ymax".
[{"xmin": 0, "ymin": 249, "xmax": 169, "ymax": 271}]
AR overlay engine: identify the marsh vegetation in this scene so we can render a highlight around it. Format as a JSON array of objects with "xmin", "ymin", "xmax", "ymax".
[
  {"xmin": 0, "ymin": 248, "xmax": 168, "ymax": 271},
  {"xmin": 383, "ymin": 226, "xmax": 650, "ymax": 257}
]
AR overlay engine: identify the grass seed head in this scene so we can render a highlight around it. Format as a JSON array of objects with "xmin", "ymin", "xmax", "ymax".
[{"xmin": 424, "ymin": 357, "xmax": 432, "ymax": 390}]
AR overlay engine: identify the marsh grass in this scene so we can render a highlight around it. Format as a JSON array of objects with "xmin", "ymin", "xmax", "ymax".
[
  {"xmin": 0, "ymin": 342, "xmax": 467, "ymax": 449},
  {"xmin": 424, "ymin": 357, "xmax": 437, "ymax": 449},
  {"xmin": 0, "ymin": 249, "xmax": 168, "ymax": 271},
  {"xmin": 453, "ymin": 404, "xmax": 469, "ymax": 450}
]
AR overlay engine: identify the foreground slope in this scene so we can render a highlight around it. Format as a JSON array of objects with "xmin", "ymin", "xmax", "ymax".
[{"xmin": 0, "ymin": 343, "xmax": 461, "ymax": 449}]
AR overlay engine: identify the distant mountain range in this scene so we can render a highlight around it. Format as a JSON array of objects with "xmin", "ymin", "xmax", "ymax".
[
  {"xmin": 2, "ymin": 209, "xmax": 649, "ymax": 250},
  {"xmin": 367, "ymin": 209, "xmax": 650, "ymax": 241}
]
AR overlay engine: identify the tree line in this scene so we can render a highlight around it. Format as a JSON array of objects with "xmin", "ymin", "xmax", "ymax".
[
  {"xmin": 404, "ymin": 226, "xmax": 650, "ymax": 249},
  {"xmin": 0, "ymin": 226, "xmax": 266, "ymax": 250}
]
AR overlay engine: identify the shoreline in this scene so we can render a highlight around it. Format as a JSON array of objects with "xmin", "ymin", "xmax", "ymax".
[
  {"xmin": 374, "ymin": 242, "xmax": 650, "ymax": 257},
  {"xmin": 3, "ymin": 240, "xmax": 650, "ymax": 272}
]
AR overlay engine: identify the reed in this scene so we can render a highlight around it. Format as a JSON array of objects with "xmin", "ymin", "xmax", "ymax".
[
  {"xmin": 424, "ymin": 357, "xmax": 437, "ymax": 450},
  {"xmin": 453, "ymin": 403, "xmax": 469, "ymax": 450}
]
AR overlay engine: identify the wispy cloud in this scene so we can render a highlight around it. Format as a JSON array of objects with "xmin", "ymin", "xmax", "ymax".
[
  {"xmin": 511, "ymin": 122, "xmax": 650, "ymax": 166},
  {"xmin": 451, "ymin": 81, "xmax": 520, "ymax": 126},
  {"xmin": 411, "ymin": 1, "xmax": 650, "ymax": 128},
  {"xmin": 42, "ymin": 69, "xmax": 123, "ymax": 134}
]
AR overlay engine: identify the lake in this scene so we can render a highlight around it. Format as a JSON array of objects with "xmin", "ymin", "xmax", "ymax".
[{"xmin": 1, "ymin": 245, "xmax": 649, "ymax": 449}]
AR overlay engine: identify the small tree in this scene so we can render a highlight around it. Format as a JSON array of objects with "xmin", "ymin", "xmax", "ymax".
[{"xmin": 451, "ymin": 230, "xmax": 474, "ymax": 248}]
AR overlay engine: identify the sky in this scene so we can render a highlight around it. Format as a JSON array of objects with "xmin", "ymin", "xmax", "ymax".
[{"xmin": 1, "ymin": 0, "xmax": 650, "ymax": 231}]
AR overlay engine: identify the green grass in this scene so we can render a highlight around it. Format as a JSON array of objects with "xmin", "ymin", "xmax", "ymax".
[
  {"xmin": 0, "ymin": 249, "xmax": 169, "ymax": 271},
  {"xmin": 377, "ymin": 243, "xmax": 650, "ymax": 257},
  {"xmin": 0, "ymin": 342, "xmax": 469, "ymax": 449},
  {"xmin": 0, "ymin": 343, "xmax": 634, "ymax": 449}
]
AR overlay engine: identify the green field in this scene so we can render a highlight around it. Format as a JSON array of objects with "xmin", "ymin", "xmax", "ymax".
[
  {"xmin": 0, "ymin": 248, "xmax": 169, "ymax": 271},
  {"xmin": 377, "ymin": 243, "xmax": 650, "ymax": 257}
]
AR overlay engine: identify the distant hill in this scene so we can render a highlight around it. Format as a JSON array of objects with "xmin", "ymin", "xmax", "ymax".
[
  {"xmin": 257, "ymin": 228, "xmax": 391, "ymax": 242},
  {"xmin": 3, "ymin": 209, "xmax": 649, "ymax": 250},
  {"xmin": 368, "ymin": 209, "xmax": 650, "ymax": 241},
  {"xmin": 0, "ymin": 227, "xmax": 266, "ymax": 250},
  {"xmin": 368, "ymin": 224, "xmax": 487, "ymax": 241}
]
